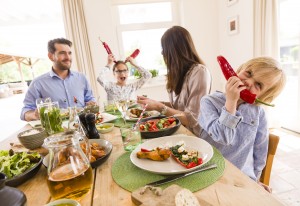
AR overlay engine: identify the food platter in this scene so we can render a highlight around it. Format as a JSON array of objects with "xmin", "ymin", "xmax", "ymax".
[
  {"xmin": 130, "ymin": 135, "xmax": 213, "ymax": 175},
  {"xmin": 125, "ymin": 108, "xmax": 160, "ymax": 121}
]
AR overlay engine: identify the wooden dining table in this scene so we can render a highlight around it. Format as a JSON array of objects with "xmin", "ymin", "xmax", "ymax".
[{"xmin": 0, "ymin": 123, "xmax": 284, "ymax": 206}]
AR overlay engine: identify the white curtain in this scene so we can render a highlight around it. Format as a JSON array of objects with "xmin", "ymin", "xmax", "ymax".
[
  {"xmin": 254, "ymin": 0, "xmax": 282, "ymax": 128},
  {"xmin": 60, "ymin": 0, "xmax": 99, "ymax": 97},
  {"xmin": 254, "ymin": 0, "xmax": 279, "ymax": 58}
]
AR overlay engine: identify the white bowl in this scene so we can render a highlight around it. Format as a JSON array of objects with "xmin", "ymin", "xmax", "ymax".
[
  {"xmin": 96, "ymin": 123, "xmax": 114, "ymax": 134},
  {"xmin": 46, "ymin": 198, "xmax": 81, "ymax": 206}
]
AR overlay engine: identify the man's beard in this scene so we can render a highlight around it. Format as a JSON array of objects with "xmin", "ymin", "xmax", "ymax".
[{"xmin": 55, "ymin": 60, "xmax": 72, "ymax": 71}]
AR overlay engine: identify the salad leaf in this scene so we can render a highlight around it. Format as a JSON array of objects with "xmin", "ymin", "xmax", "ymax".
[{"xmin": 0, "ymin": 150, "xmax": 41, "ymax": 179}]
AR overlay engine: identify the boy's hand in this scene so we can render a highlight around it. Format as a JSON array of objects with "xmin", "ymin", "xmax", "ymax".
[{"xmin": 225, "ymin": 76, "xmax": 246, "ymax": 114}]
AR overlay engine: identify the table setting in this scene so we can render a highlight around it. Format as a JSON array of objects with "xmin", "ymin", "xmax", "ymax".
[{"xmin": 0, "ymin": 97, "xmax": 285, "ymax": 205}]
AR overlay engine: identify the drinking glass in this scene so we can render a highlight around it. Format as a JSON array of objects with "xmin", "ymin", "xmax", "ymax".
[
  {"xmin": 115, "ymin": 99, "xmax": 129, "ymax": 124},
  {"xmin": 44, "ymin": 131, "xmax": 93, "ymax": 201},
  {"xmin": 104, "ymin": 100, "xmax": 116, "ymax": 113},
  {"xmin": 120, "ymin": 127, "xmax": 141, "ymax": 151}
]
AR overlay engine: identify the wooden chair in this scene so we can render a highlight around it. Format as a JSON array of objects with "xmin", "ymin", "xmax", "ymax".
[{"xmin": 260, "ymin": 133, "xmax": 280, "ymax": 186}]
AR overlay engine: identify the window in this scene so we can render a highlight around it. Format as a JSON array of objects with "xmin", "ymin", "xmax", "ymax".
[
  {"xmin": 278, "ymin": 0, "xmax": 300, "ymax": 133},
  {"xmin": 0, "ymin": 0, "xmax": 65, "ymax": 83},
  {"xmin": 112, "ymin": 0, "xmax": 179, "ymax": 75}
]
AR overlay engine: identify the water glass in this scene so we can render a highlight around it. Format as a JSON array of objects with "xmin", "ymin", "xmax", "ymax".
[{"xmin": 120, "ymin": 127, "xmax": 141, "ymax": 151}]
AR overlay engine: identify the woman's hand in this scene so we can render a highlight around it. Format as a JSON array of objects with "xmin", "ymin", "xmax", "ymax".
[{"xmin": 137, "ymin": 96, "xmax": 163, "ymax": 111}]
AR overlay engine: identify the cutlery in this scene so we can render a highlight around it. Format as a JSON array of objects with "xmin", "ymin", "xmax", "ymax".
[{"xmin": 146, "ymin": 163, "xmax": 217, "ymax": 187}]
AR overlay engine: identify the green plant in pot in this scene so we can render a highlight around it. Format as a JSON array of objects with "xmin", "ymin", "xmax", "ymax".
[
  {"xmin": 149, "ymin": 69, "xmax": 159, "ymax": 78},
  {"xmin": 133, "ymin": 69, "xmax": 159, "ymax": 79}
]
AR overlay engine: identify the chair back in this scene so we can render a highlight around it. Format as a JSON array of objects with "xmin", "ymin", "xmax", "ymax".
[{"xmin": 260, "ymin": 133, "xmax": 280, "ymax": 185}]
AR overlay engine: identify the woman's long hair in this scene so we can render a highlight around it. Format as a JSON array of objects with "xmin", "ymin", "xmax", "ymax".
[{"xmin": 161, "ymin": 26, "xmax": 205, "ymax": 95}]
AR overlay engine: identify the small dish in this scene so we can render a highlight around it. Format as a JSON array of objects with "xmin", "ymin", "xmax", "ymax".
[
  {"xmin": 17, "ymin": 128, "xmax": 48, "ymax": 150},
  {"xmin": 43, "ymin": 139, "xmax": 113, "ymax": 169},
  {"xmin": 90, "ymin": 139, "xmax": 113, "ymax": 168},
  {"xmin": 96, "ymin": 123, "xmax": 114, "ymax": 133},
  {"xmin": 45, "ymin": 198, "xmax": 81, "ymax": 206}
]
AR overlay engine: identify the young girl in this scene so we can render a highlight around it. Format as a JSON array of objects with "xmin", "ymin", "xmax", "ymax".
[
  {"xmin": 97, "ymin": 54, "xmax": 151, "ymax": 101},
  {"xmin": 199, "ymin": 57, "xmax": 285, "ymax": 187}
]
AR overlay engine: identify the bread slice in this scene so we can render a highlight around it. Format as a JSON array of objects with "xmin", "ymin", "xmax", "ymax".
[{"xmin": 175, "ymin": 189, "xmax": 200, "ymax": 206}]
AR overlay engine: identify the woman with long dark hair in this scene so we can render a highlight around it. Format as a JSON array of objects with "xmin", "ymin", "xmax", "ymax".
[{"xmin": 138, "ymin": 26, "xmax": 211, "ymax": 136}]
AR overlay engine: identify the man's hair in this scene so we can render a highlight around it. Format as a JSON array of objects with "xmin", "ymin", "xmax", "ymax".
[{"xmin": 48, "ymin": 38, "xmax": 72, "ymax": 54}]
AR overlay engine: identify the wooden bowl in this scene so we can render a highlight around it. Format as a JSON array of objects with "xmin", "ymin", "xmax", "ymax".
[{"xmin": 17, "ymin": 128, "xmax": 48, "ymax": 150}]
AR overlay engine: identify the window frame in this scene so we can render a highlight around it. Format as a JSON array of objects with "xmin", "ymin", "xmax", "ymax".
[{"xmin": 111, "ymin": 0, "xmax": 180, "ymax": 73}]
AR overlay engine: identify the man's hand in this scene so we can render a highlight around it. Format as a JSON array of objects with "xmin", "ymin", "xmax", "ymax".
[
  {"xmin": 86, "ymin": 101, "xmax": 96, "ymax": 106},
  {"xmin": 24, "ymin": 109, "xmax": 40, "ymax": 121}
]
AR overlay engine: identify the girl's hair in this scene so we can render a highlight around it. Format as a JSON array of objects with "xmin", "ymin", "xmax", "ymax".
[
  {"xmin": 112, "ymin": 61, "xmax": 128, "ymax": 72},
  {"xmin": 236, "ymin": 57, "xmax": 286, "ymax": 105},
  {"xmin": 161, "ymin": 26, "xmax": 205, "ymax": 95}
]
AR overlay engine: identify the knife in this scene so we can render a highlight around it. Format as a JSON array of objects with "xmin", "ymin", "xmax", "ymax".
[{"xmin": 146, "ymin": 163, "xmax": 217, "ymax": 187}]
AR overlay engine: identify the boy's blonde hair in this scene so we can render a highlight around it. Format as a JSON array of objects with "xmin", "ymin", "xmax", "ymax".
[{"xmin": 236, "ymin": 57, "xmax": 286, "ymax": 105}]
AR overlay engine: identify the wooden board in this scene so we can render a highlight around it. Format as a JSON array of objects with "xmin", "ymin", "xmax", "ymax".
[{"xmin": 131, "ymin": 184, "xmax": 212, "ymax": 206}]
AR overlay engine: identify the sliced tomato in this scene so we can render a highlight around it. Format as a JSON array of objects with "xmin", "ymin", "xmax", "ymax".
[
  {"xmin": 141, "ymin": 148, "xmax": 151, "ymax": 152},
  {"xmin": 150, "ymin": 123, "xmax": 158, "ymax": 131},
  {"xmin": 168, "ymin": 117, "xmax": 176, "ymax": 124},
  {"xmin": 187, "ymin": 162, "xmax": 197, "ymax": 169},
  {"xmin": 171, "ymin": 154, "xmax": 203, "ymax": 169}
]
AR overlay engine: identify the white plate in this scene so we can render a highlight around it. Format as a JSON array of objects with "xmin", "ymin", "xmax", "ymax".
[
  {"xmin": 130, "ymin": 135, "xmax": 214, "ymax": 175},
  {"xmin": 125, "ymin": 109, "xmax": 160, "ymax": 121},
  {"xmin": 101, "ymin": 112, "xmax": 118, "ymax": 123}
]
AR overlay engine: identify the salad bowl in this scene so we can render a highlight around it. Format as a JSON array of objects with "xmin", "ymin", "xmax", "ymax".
[{"xmin": 138, "ymin": 116, "xmax": 181, "ymax": 139}]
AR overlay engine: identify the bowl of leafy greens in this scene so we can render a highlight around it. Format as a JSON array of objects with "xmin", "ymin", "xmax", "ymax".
[{"xmin": 0, "ymin": 150, "xmax": 42, "ymax": 187}]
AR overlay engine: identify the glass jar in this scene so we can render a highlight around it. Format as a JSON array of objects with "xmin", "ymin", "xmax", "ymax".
[
  {"xmin": 37, "ymin": 101, "xmax": 63, "ymax": 135},
  {"xmin": 43, "ymin": 131, "xmax": 93, "ymax": 200}
]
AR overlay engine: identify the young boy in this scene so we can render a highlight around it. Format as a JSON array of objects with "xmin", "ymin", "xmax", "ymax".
[{"xmin": 199, "ymin": 57, "xmax": 286, "ymax": 190}]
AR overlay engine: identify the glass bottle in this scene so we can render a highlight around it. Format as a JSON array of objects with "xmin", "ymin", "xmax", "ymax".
[{"xmin": 43, "ymin": 131, "xmax": 93, "ymax": 200}]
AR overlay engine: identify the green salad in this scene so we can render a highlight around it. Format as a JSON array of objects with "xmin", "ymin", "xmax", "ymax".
[{"xmin": 0, "ymin": 150, "xmax": 41, "ymax": 179}]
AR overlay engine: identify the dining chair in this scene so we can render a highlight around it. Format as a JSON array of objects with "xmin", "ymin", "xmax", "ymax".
[{"xmin": 260, "ymin": 133, "xmax": 280, "ymax": 186}]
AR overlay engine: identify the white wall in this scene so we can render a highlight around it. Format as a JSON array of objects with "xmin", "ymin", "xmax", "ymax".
[
  {"xmin": 82, "ymin": 0, "xmax": 255, "ymax": 99},
  {"xmin": 217, "ymin": 0, "xmax": 254, "ymax": 91}
]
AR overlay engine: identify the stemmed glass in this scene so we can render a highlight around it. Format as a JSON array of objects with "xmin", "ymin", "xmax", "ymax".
[{"xmin": 115, "ymin": 98, "xmax": 129, "ymax": 125}]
